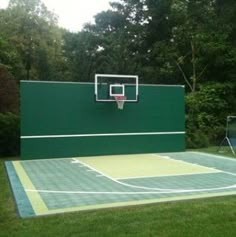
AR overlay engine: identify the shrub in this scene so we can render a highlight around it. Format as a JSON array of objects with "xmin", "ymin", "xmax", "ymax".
[
  {"xmin": 0, "ymin": 112, "xmax": 20, "ymax": 157},
  {"xmin": 0, "ymin": 64, "xmax": 19, "ymax": 113},
  {"xmin": 186, "ymin": 82, "xmax": 236, "ymax": 148}
]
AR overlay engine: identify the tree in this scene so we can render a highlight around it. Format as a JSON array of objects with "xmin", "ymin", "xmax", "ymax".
[
  {"xmin": 0, "ymin": 0, "xmax": 66, "ymax": 81},
  {"xmin": 0, "ymin": 65, "xmax": 19, "ymax": 113},
  {"xmin": 62, "ymin": 31, "xmax": 100, "ymax": 81},
  {"xmin": 79, "ymin": 0, "xmax": 149, "ymax": 80},
  {"xmin": 169, "ymin": 0, "xmax": 236, "ymax": 91},
  {"xmin": 166, "ymin": 0, "xmax": 214, "ymax": 92}
]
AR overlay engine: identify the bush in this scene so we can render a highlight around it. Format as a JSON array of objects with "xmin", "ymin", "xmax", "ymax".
[
  {"xmin": 0, "ymin": 112, "xmax": 20, "ymax": 157},
  {"xmin": 186, "ymin": 129, "xmax": 210, "ymax": 149},
  {"xmin": 0, "ymin": 65, "xmax": 19, "ymax": 113},
  {"xmin": 186, "ymin": 82, "xmax": 236, "ymax": 148}
]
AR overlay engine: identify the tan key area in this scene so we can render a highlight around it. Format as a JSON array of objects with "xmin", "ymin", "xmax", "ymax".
[{"xmin": 78, "ymin": 153, "xmax": 219, "ymax": 179}]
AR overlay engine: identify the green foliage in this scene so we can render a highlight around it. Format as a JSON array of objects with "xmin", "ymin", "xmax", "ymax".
[
  {"xmin": 80, "ymin": 2, "xmax": 148, "ymax": 79},
  {"xmin": 0, "ymin": 64, "xmax": 19, "ymax": 157},
  {"xmin": 186, "ymin": 128, "xmax": 210, "ymax": 149},
  {"xmin": 186, "ymin": 82, "xmax": 236, "ymax": 148},
  {"xmin": 0, "ymin": 0, "xmax": 65, "ymax": 81},
  {"xmin": 0, "ymin": 65, "xmax": 19, "ymax": 113},
  {"xmin": 0, "ymin": 0, "xmax": 236, "ymax": 84},
  {"xmin": 1, "ymin": 0, "xmax": 236, "ymax": 85},
  {"xmin": 1, "ymin": 0, "xmax": 236, "ymax": 152},
  {"xmin": 0, "ymin": 113, "xmax": 20, "ymax": 157}
]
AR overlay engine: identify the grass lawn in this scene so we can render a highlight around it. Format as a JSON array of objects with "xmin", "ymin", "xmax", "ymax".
[{"xmin": 0, "ymin": 151, "xmax": 236, "ymax": 237}]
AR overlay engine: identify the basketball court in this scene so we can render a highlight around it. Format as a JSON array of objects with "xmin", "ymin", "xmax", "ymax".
[
  {"xmin": 5, "ymin": 151, "xmax": 236, "ymax": 217},
  {"xmin": 5, "ymin": 75, "xmax": 236, "ymax": 217}
]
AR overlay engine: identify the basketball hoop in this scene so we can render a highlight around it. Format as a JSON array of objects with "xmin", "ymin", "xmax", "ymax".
[{"xmin": 114, "ymin": 95, "xmax": 126, "ymax": 110}]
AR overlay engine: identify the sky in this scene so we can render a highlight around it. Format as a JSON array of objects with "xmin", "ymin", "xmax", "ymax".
[{"xmin": 0, "ymin": 0, "xmax": 113, "ymax": 32}]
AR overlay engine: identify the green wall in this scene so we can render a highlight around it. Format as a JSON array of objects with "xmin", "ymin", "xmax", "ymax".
[{"xmin": 21, "ymin": 81, "xmax": 185, "ymax": 159}]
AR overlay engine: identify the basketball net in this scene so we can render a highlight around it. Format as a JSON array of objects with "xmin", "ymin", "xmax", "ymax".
[{"xmin": 114, "ymin": 95, "xmax": 126, "ymax": 110}]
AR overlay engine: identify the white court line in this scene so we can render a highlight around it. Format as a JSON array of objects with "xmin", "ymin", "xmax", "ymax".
[
  {"xmin": 96, "ymin": 174, "xmax": 104, "ymax": 177},
  {"xmin": 222, "ymin": 171, "xmax": 236, "ymax": 177},
  {"xmin": 21, "ymin": 131, "xmax": 185, "ymax": 139},
  {"xmin": 25, "ymin": 189, "xmax": 170, "ymax": 194},
  {"xmin": 71, "ymin": 161, "xmax": 80, "ymax": 164},
  {"xmin": 152, "ymin": 154, "xmax": 221, "ymax": 172},
  {"xmin": 25, "ymin": 183, "xmax": 236, "ymax": 195},
  {"xmin": 189, "ymin": 151, "xmax": 236, "ymax": 162},
  {"xmin": 156, "ymin": 152, "xmax": 236, "ymax": 177},
  {"xmin": 171, "ymin": 152, "xmax": 236, "ymax": 177},
  {"xmin": 117, "ymin": 170, "xmax": 222, "ymax": 180},
  {"xmin": 72, "ymin": 159, "xmax": 99, "ymax": 173}
]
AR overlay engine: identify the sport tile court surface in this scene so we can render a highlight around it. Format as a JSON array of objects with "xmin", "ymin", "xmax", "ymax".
[{"xmin": 5, "ymin": 152, "xmax": 236, "ymax": 217}]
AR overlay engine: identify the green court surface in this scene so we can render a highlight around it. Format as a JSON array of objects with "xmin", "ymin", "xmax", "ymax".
[{"xmin": 5, "ymin": 152, "xmax": 236, "ymax": 218}]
